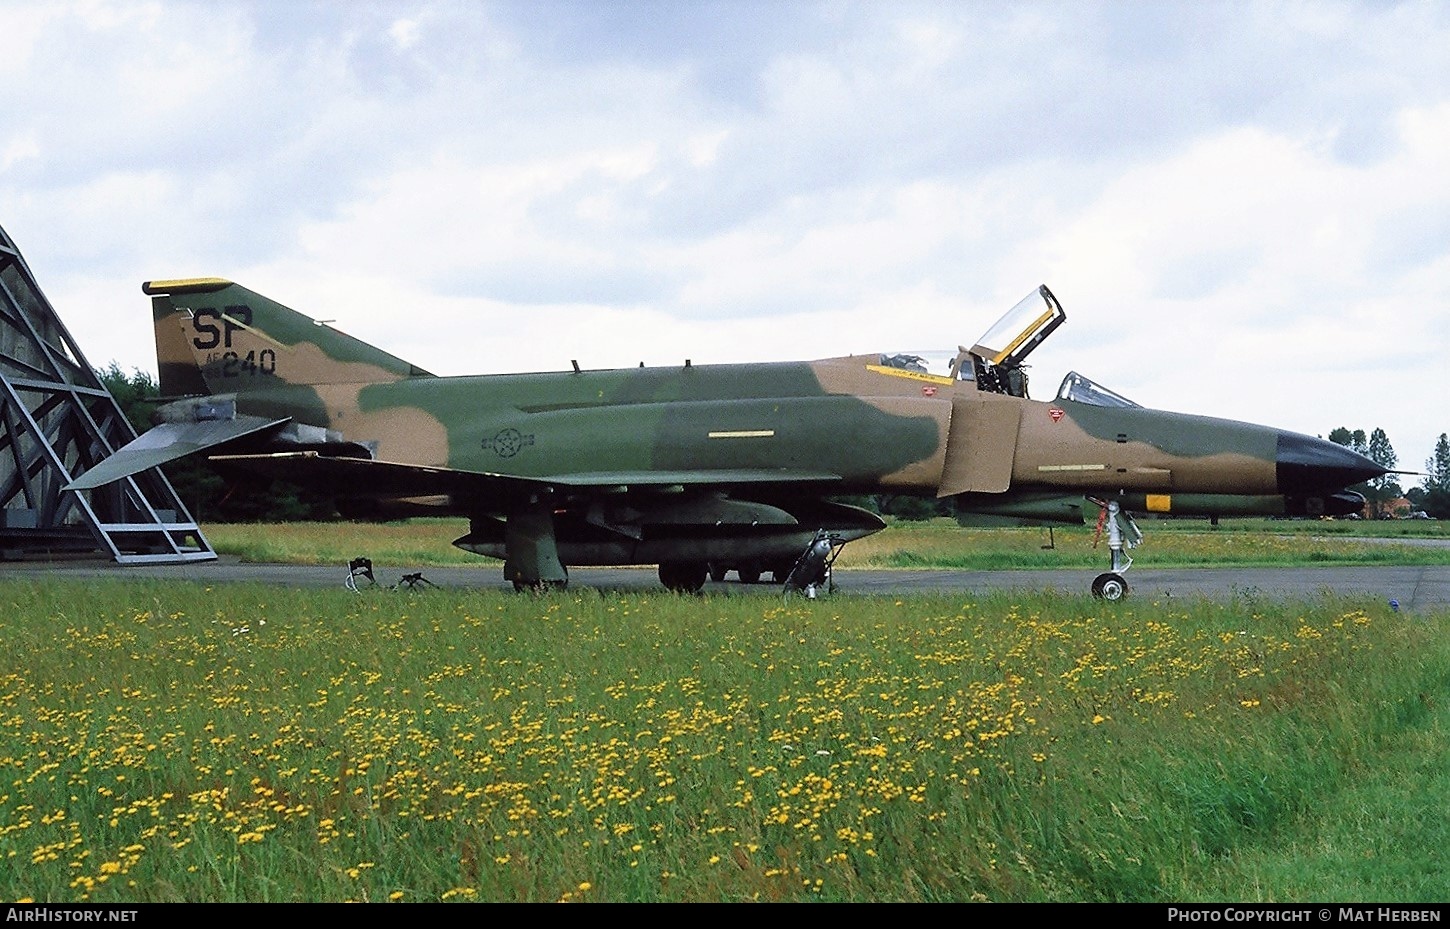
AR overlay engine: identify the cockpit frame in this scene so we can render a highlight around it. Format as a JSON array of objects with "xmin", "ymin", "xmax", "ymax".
[{"xmin": 954, "ymin": 284, "xmax": 1066, "ymax": 398}]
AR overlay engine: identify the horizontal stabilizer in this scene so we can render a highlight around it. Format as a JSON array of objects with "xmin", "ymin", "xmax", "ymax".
[{"xmin": 65, "ymin": 415, "xmax": 290, "ymax": 491}]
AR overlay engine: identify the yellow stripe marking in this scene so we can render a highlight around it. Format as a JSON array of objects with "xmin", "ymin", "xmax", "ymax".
[
  {"xmin": 1145, "ymin": 494, "xmax": 1172, "ymax": 513},
  {"xmin": 865, "ymin": 365, "xmax": 955, "ymax": 386},
  {"xmin": 708, "ymin": 430, "xmax": 775, "ymax": 439},
  {"xmin": 991, "ymin": 308, "xmax": 1058, "ymax": 364},
  {"xmin": 143, "ymin": 277, "xmax": 233, "ymax": 294}
]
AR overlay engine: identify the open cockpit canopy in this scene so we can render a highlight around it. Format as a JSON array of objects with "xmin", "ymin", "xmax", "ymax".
[
  {"xmin": 953, "ymin": 284, "xmax": 1066, "ymax": 397},
  {"xmin": 968, "ymin": 285, "xmax": 1066, "ymax": 368},
  {"xmin": 874, "ymin": 285, "xmax": 1136, "ymax": 406}
]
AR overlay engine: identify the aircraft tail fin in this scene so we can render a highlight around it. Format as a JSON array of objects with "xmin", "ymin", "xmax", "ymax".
[{"xmin": 146, "ymin": 278, "xmax": 434, "ymax": 397}]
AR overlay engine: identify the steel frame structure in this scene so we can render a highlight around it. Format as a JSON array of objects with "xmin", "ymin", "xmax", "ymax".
[{"xmin": 0, "ymin": 223, "xmax": 214, "ymax": 563}]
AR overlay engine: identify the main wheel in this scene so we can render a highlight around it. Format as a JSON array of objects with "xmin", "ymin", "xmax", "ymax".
[
  {"xmin": 709, "ymin": 564, "xmax": 728, "ymax": 582},
  {"xmin": 1091, "ymin": 572, "xmax": 1128, "ymax": 601},
  {"xmin": 511, "ymin": 569, "xmax": 569, "ymax": 593},
  {"xmin": 737, "ymin": 564, "xmax": 762, "ymax": 584},
  {"xmin": 659, "ymin": 561, "xmax": 708, "ymax": 593}
]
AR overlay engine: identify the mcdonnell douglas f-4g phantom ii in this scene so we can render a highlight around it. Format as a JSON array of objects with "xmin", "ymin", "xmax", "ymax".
[{"xmin": 66, "ymin": 282, "xmax": 1385, "ymax": 598}]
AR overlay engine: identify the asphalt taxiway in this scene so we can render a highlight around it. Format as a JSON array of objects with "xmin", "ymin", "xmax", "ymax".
[{"xmin": 3, "ymin": 556, "xmax": 1447, "ymax": 612}]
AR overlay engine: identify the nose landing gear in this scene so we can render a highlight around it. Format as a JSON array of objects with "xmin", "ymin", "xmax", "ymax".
[
  {"xmin": 1091, "ymin": 571, "xmax": 1129, "ymax": 601},
  {"xmin": 1090, "ymin": 498, "xmax": 1141, "ymax": 600}
]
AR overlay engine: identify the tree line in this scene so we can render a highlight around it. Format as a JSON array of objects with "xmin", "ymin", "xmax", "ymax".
[{"xmin": 1328, "ymin": 426, "xmax": 1450, "ymax": 519}]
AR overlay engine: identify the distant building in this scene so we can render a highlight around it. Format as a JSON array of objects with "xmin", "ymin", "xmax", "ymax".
[{"xmin": 1365, "ymin": 497, "xmax": 1412, "ymax": 519}]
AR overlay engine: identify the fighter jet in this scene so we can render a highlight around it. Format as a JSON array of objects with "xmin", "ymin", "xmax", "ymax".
[{"xmin": 66, "ymin": 282, "xmax": 1385, "ymax": 598}]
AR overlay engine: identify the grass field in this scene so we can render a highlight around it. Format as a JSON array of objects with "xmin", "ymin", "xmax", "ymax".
[{"xmin": 3, "ymin": 573, "xmax": 1449, "ymax": 902}]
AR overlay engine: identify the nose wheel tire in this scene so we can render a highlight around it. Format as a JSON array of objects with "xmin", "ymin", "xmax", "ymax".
[{"xmin": 1091, "ymin": 572, "xmax": 1129, "ymax": 601}]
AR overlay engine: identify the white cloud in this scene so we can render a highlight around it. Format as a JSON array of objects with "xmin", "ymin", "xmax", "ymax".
[
  {"xmin": 2, "ymin": 0, "xmax": 1447, "ymax": 474},
  {"xmin": 390, "ymin": 17, "xmax": 420, "ymax": 50},
  {"xmin": 681, "ymin": 129, "xmax": 729, "ymax": 168},
  {"xmin": 1022, "ymin": 103, "xmax": 1449, "ymax": 467},
  {"xmin": 0, "ymin": 4, "xmax": 58, "ymax": 75},
  {"xmin": 1, "ymin": 134, "xmax": 41, "ymax": 173}
]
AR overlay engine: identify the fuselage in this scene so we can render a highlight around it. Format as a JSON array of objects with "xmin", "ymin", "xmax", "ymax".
[{"xmin": 230, "ymin": 352, "xmax": 1363, "ymax": 509}]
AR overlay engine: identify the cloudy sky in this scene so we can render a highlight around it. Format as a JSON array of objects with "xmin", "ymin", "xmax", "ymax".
[{"xmin": 3, "ymin": 0, "xmax": 1446, "ymax": 478}]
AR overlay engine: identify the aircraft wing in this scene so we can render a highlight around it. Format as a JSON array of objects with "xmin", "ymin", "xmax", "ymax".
[
  {"xmin": 207, "ymin": 452, "xmax": 843, "ymax": 504},
  {"xmin": 65, "ymin": 415, "xmax": 291, "ymax": 491}
]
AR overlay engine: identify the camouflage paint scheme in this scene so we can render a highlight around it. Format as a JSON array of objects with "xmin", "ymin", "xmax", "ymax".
[{"xmin": 68, "ymin": 280, "xmax": 1384, "ymax": 593}]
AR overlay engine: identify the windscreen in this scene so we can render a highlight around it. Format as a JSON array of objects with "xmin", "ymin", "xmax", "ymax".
[{"xmin": 1056, "ymin": 371, "xmax": 1141, "ymax": 408}]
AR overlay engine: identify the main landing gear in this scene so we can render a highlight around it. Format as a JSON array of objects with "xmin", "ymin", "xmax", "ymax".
[
  {"xmin": 781, "ymin": 530, "xmax": 845, "ymax": 600},
  {"xmin": 1090, "ymin": 498, "xmax": 1142, "ymax": 601},
  {"xmin": 707, "ymin": 561, "xmax": 793, "ymax": 585},
  {"xmin": 658, "ymin": 561, "xmax": 709, "ymax": 593},
  {"xmin": 662, "ymin": 534, "xmax": 847, "ymax": 596},
  {"xmin": 504, "ymin": 504, "xmax": 570, "ymax": 592}
]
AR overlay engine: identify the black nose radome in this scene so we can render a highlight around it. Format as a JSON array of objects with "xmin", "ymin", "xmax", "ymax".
[{"xmin": 1276, "ymin": 433, "xmax": 1386, "ymax": 494}]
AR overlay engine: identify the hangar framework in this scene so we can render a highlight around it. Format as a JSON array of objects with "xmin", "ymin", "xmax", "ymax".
[{"xmin": 0, "ymin": 223, "xmax": 214, "ymax": 563}]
